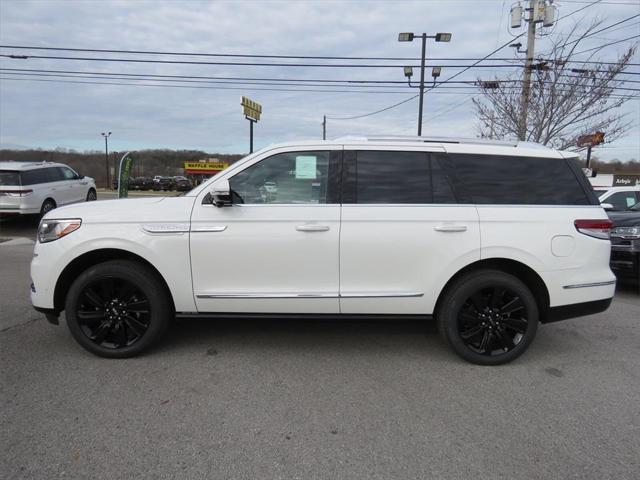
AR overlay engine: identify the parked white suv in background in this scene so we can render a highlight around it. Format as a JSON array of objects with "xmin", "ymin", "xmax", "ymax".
[
  {"xmin": 593, "ymin": 186, "xmax": 640, "ymax": 211},
  {"xmin": 0, "ymin": 161, "xmax": 96, "ymax": 216},
  {"xmin": 30, "ymin": 137, "xmax": 615, "ymax": 365}
]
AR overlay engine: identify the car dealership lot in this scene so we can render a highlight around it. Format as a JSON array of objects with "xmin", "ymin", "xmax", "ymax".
[{"xmin": 1, "ymin": 233, "xmax": 639, "ymax": 479}]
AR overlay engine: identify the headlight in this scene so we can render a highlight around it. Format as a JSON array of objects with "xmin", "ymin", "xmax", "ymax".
[
  {"xmin": 38, "ymin": 219, "xmax": 82, "ymax": 243},
  {"xmin": 611, "ymin": 226, "xmax": 640, "ymax": 239}
]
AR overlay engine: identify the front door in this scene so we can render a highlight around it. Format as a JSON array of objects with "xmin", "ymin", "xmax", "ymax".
[{"xmin": 190, "ymin": 147, "xmax": 342, "ymax": 313}]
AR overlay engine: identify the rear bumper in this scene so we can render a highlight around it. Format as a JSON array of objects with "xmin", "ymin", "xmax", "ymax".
[{"xmin": 543, "ymin": 297, "xmax": 613, "ymax": 324}]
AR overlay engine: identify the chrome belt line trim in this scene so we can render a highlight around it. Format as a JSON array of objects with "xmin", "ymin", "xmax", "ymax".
[
  {"xmin": 191, "ymin": 225, "xmax": 227, "ymax": 232},
  {"xmin": 196, "ymin": 292, "xmax": 424, "ymax": 299},
  {"xmin": 196, "ymin": 293, "xmax": 338, "ymax": 299},
  {"xmin": 562, "ymin": 280, "xmax": 617, "ymax": 289},
  {"xmin": 142, "ymin": 223, "xmax": 190, "ymax": 234}
]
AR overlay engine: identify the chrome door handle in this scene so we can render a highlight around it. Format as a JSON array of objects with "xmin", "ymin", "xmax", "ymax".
[
  {"xmin": 296, "ymin": 224, "xmax": 330, "ymax": 232},
  {"xmin": 434, "ymin": 224, "xmax": 467, "ymax": 232}
]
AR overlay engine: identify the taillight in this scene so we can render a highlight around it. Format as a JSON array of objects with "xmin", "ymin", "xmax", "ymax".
[
  {"xmin": 574, "ymin": 219, "xmax": 613, "ymax": 240},
  {"xmin": 0, "ymin": 189, "xmax": 33, "ymax": 197}
]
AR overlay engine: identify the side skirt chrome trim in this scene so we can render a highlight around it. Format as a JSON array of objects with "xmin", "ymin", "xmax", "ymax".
[
  {"xmin": 563, "ymin": 280, "xmax": 616, "ymax": 289},
  {"xmin": 196, "ymin": 292, "xmax": 424, "ymax": 299}
]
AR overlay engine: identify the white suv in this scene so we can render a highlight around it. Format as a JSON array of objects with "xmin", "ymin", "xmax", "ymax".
[
  {"xmin": 0, "ymin": 161, "xmax": 96, "ymax": 216},
  {"xmin": 30, "ymin": 137, "xmax": 615, "ymax": 365}
]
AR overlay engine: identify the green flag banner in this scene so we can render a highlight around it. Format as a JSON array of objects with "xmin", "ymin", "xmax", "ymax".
[{"xmin": 117, "ymin": 152, "xmax": 134, "ymax": 199}]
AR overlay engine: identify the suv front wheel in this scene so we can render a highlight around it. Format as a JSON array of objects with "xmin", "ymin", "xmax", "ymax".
[
  {"xmin": 438, "ymin": 270, "xmax": 539, "ymax": 365},
  {"xmin": 64, "ymin": 260, "xmax": 171, "ymax": 358}
]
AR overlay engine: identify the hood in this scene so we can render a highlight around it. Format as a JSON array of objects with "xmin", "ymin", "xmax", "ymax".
[
  {"xmin": 43, "ymin": 196, "xmax": 195, "ymax": 223},
  {"xmin": 608, "ymin": 211, "xmax": 640, "ymax": 228}
]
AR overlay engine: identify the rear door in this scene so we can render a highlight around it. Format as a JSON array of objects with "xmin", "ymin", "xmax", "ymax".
[{"xmin": 339, "ymin": 146, "xmax": 481, "ymax": 315}]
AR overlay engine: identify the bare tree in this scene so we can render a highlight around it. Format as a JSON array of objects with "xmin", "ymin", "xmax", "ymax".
[{"xmin": 473, "ymin": 21, "xmax": 637, "ymax": 150}]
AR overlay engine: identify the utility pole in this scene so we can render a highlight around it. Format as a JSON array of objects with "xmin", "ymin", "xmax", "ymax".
[
  {"xmin": 510, "ymin": 0, "xmax": 556, "ymax": 140},
  {"xmin": 519, "ymin": 0, "xmax": 538, "ymax": 141},
  {"xmin": 322, "ymin": 115, "xmax": 326, "ymax": 140},
  {"xmin": 101, "ymin": 132, "xmax": 112, "ymax": 188}
]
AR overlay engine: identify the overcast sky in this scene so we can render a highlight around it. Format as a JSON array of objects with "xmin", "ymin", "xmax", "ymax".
[{"xmin": 0, "ymin": 0, "xmax": 638, "ymax": 161}]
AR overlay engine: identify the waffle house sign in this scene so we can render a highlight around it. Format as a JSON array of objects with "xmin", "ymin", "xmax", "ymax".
[{"xmin": 183, "ymin": 160, "xmax": 229, "ymax": 175}]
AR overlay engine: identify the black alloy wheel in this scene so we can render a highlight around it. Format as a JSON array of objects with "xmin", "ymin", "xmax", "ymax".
[
  {"xmin": 457, "ymin": 286, "xmax": 529, "ymax": 356},
  {"xmin": 438, "ymin": 270, "xmax": 539, "ymax": 365},
  {"xmin": 40, "ymin": 199, "xmax": 56, "ymax": 216},
  {"xmin": 65, "ymin": 260, "xmax": 171, "ymax": 358},
  {"xmin": 86, "ymin": 189, "xmax": 97, "ymax": 201},
  {"xmin": 76, "ymin": 277, "xmax": 150, "ymax": 349}
]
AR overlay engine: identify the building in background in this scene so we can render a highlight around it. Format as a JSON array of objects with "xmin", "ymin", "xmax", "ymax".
[{"xmin": 183, "ymin": 159, "xmax": 229, "ymax": 185}]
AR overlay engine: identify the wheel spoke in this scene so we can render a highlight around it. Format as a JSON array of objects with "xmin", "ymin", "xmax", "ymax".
[
  {"xmin": 83, "ymin": 288, "xmax": 104, "ymax": 308},
  {"xmin": 470, "ymin": 292, "xmax": 489, "ymax": 313},
  {"xmin": 500, "ymin": 296, "xmax": 524, "ymax": 315},
  {"xmin": 124, "ymin": 315, "xmax": 147, "ymax": 337},
  {"xmin": 478, "ymin": 330, "xmax": 492, "ymax": 352},
  {"xmin": 77, "ymin": 310, "xmax": 106, "ymax": 322},
  {"xmin": 92, "ymin": 323, "xmax": 110, "ymax": 344},
  {"xmin": 115, "ymin": 325, "xmax": 128, "ymax": 348},
  {"xmin": 501, "ymin": 317, "xmax": 528, "ymax": 334},
  {"xmin": 126, "ymin": 299, "xmax": 149, "ymax": 313},
  {"xmin": 100, "ymin": 278, "xmax": 116, "ymax": 302},
  {"xmin": 489, "ymin": 287, "xmax": 506, "ymax": 308},
  {"xmin": 460, "ymin": 324, "xmax": 484, "ymax": 340},
  {"xmin": 459, "ymin": 311, "xmax": 481, "ymax": 324},
  {"xmin": 495, "ymin": 329, "xmax": 515, "ymax": 350}
]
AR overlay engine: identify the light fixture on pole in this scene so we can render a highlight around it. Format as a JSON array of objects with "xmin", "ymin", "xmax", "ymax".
[{"xmin": 398, "ymin": 31, "xmax": 452, "ymax": 136}]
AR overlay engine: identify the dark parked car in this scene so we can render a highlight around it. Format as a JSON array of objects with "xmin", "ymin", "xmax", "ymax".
[
  {"xmin": 608, "ymin": 201, "xmax": 640, "ymax": 285},
  {"xmin": 173, "ymin": 176, "xmax": 193, "ymax": 192},
  {"xmin": 129, "ymin": 176, "xmax": 153, "ymax": 190},
  {"xmin": 153, "ymin": 176, "xmax": 175, "ymax": 191}
]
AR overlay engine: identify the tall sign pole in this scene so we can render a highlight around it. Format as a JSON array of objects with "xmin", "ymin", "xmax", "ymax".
[{"xmin": 241, "ymin": 96, "xmax": 262, "ymax": 153}]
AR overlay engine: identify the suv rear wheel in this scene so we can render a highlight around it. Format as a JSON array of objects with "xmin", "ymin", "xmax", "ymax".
[
  {"xmin": 86, "ymin": 189, "xmax": 97, "ymax": 201},
  {"xmin": 64, "ymin": 260, "xmax": 171, "ymax": 358},
  {"xmin": 438, "ymin": 270, "xmax": 539, "ymax": 365},
  {"xmin": 40, "ymin": 198, "xmax": 56, "ymax": 217}
]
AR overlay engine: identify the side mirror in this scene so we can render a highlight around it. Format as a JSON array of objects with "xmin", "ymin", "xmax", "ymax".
[
  {"xmin": 78, "ymin": 174, "xmax": 85, "ymax": 180},
  {"xmin": 601, "ymin": 203, "xmax": 613, "ymax": 211},
  {"xmin": 210, "ymin": 178, "xmax": 232, "ymax": 207}
]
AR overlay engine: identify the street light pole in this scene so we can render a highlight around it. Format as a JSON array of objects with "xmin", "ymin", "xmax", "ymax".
[
  {"xmin": 101, "ymin": 132, "xmax": 112, "ymax": 188},
  {"xmin": 399, "ymin": 32, "xmax": 451, "ymax": 136},
  {"xmin": 417, "ymin": 34, "xmax": 427, "ymax": 136}
]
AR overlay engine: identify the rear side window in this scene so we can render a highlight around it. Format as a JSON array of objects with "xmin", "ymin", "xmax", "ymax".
[
  {"xmin": 445, "ymin": 154, "xmax": 592, "ymax": 205},
  {"xmin": 347, "ymin": 151, "xmax": 457, "ymax": 204},
  {"xmin": 606, "ymin": 191, "xmax": 640, "ymax": 211},
  {"xmin": 0, "ymin": 170, "xmax": 20, "ymax": 186},
  {"xmin": 20, "ymin": 168, "xmax": 56, "ymax": 185}
]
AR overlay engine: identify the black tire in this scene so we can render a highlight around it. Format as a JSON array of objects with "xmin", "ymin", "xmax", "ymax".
[
  {"xmin": 64, "ymin": 260, "xmax": 172, "ymax": 358},
  {"xmin": 86, "ymin": 189, "xmax": 97, "ymax": 201},
  {"xmin": 437, "ymin": 270, "xmax": 539, "ymax": 366},
  {"xmin": 40, "ymin": 198, "xmax": 56, "ymax": 217}
]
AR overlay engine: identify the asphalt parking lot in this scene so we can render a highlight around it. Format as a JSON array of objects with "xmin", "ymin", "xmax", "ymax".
[{"xmin": 1, "ymin": 202, "xmax": 639, "ymax": 479}]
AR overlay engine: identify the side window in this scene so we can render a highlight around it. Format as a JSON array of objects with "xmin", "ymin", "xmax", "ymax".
[
  {"xmin": 46, "ymin": 168, "xmax": 65, "ymax": 182},
  {"xmin": 229, "ymin": 151, "xmax": 330, "ymax": 204},
  {"xmin": 355, "ymin": 151, "xmax": 430, "ymax": 204},
  {"xmin": 448, "ymin": 154, "xmax": 591, "ymax": 205},
  {"xmin": 21, "ymin": 168, "xmax": 51, "ymax": 185},
  {"xmin": 60, "ymin": 167, "xmax": 78, "ymax": 180},
  {"xmin": 606, "ymin": 191, "xmax": 638, "ymax": 211}
]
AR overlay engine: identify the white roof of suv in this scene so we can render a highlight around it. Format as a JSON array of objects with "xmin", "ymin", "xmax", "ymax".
[{"xmin": 0, "ymin": 161, "xmax": 65, "ymax": 171}]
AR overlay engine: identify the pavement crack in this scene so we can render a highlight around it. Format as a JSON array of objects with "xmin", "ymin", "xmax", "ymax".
[{"xmin": 0, "ymin": 317, "xmax": 40, "ymax": 333}]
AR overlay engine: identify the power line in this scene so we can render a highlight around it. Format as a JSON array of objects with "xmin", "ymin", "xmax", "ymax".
[
  {"xmin": 573, "ymin": 33, "xmax": 640, "ymax": 55},
  {"xmin": 326, "ymin": 95, "xmax": 419, "ymax": 120},
  {"xmin": 558, "ymin": 14, "xmax": 640, "ymax": 47}
]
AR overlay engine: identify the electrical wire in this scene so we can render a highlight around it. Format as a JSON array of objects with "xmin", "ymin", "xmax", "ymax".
[{"xmin": 573, "ymin": 33, "xmax": 640, "ymax": 55}]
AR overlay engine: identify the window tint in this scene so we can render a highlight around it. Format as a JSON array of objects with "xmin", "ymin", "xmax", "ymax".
[
  {"xmin": 21, "ymin": 168, "xmax": 54, "ymax": 185},
  {"xmin": 229, "ymin": 151, "xmax": 330, "ymax": 204},
  {"xmin": 606, "ymin": 191, "xmax": 639, "ymax": 211},
  {"xmin": 447, "ymin": 154, "xmax": 591, "ymax": 205},
  {"xmin": 60, "ymin": 167, "xmax": 78, "ymax": 180},
  {"xmin": 349, "ymin": 151, "xmax": 457, "ymax": 204},
  {"xmin": 0, "ymin": 170, "xmax": 20, "ymax": 186},
  {"xmin": 355, "ymin": 151, "xmax": 430, "ymax": 203}
]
